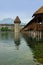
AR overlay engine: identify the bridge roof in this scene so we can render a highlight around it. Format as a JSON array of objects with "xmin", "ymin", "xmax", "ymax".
[
  {"xmin": 21, "ymin": 17, "xmax": 35, "ymax": 30},
  {"xmin": 33, "ymin": 6, "xmax": 43, "ymax": 16}
]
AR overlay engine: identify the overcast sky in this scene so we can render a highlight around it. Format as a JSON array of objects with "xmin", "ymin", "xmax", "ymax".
[{"xmin": 0, "ymin": 0, "xmax": 43, "ymax": 24}]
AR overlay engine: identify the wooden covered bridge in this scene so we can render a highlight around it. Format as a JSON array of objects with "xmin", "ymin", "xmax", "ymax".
[{"xmin": 21, "ymin": 6, "xmax": 43, "ymax": 38}]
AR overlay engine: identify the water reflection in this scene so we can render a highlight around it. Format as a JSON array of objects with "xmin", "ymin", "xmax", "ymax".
[
  {"xmin": 0, "ymin": 32, "xmax": 14, "ymax": 47},
  {"xmin": 14, "ymin": 32, "xmax": 20, "ymax": 50},
  {"xmin": 0, "ymin": 32, "xmax": 8, "ymax": 40},
  {"xmin": 22, "ymin": 33, "xmax": 43, "ymax": 64},
  {"xmin": 0, "ymin": 32, "xmax": 14, "ymax": 40},
  {"xmin": 0, "ymin": 31, "xmax": 43, "ymax": 65}
]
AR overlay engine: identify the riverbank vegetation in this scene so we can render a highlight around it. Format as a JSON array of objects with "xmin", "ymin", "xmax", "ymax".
[{"xmin": 0, "ymin": 27, "xmax": 14, "ymax": 31}]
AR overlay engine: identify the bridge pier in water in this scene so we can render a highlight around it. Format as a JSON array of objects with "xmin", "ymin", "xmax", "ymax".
[{"xmin": 28, "ymin": 30, "xmax": 43, "ymax": 39}]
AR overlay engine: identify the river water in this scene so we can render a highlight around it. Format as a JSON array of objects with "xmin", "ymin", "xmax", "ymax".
[{"xmin": 0, "ymin": 32, "xmax": 43, "ymax": 65}]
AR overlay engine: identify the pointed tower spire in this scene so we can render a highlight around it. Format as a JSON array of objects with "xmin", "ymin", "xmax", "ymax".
[{"xmin": 14, "ymin": 16, "xmax": 21, "ymax": 23}]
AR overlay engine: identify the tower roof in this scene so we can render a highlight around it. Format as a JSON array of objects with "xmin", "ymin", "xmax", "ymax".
[
  {"xmin": 14, "ymin": 16, "xmax": 21, "ymax": 23},
  {"xmin": 33, "ymin": 6, "xmax": 43, "ymax": 16}
]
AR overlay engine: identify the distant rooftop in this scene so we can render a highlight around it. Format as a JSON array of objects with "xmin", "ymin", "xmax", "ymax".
[
  {"xmin": 33, "ymin": 6, "xmax": 43, "ymax": 16},
  {"xmin": 14, "ymin": 16, "xmax": 21, "ymax": 23}
]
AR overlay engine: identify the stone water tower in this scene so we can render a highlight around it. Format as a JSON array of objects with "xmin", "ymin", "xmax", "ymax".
[
  {"xmin": 14, "ymin": 16, "xmax": 21, "ymax": 44},
  {"xmin": 14, "ymin": 16, "xmax": 21, "ymax": 33}
]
